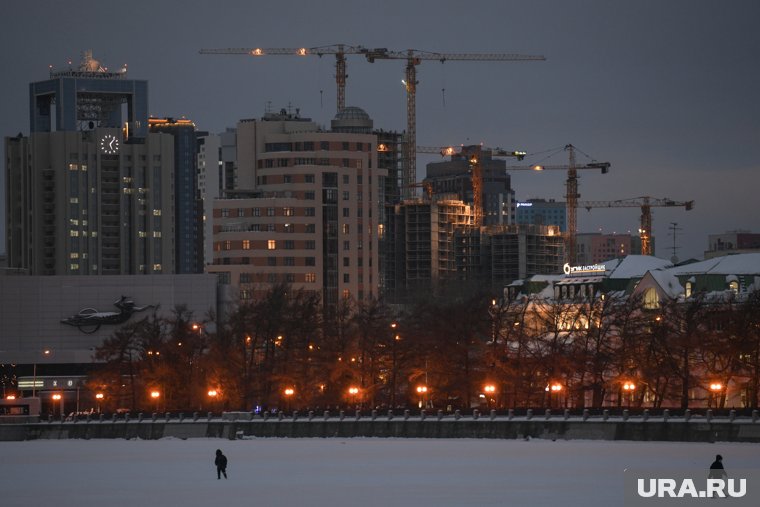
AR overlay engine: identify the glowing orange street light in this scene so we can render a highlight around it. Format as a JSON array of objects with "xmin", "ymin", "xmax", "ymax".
[
  {"xmin": 52, "ymin": 393, "xmax": 63, "ymax": 417},
  {"xmin": 623, "ymin": 381, "xmax": 636, "ymax": 391},
  {"xmin": 416, "ymin": 385, "xmax": 428, "ymax": 409},
  {"xmin": 709, "ymin": 382, "xmax": 723, "ymax": 392},
  {"xmin": 6, "ymin": 395, "xmax": 16, "ymax": 400},
  {"xmin": 150, "ymin": 390, "xmax": 161, "ymax": 412},
  {"xmin": 484, "ymin": 384, "xmax": 496, "ymax": 394},
  {"xmin": 208, "ymin": 389, "xmax": 219, "ymax": 398},
  {"xmin": 95, "ymin": 392, "xmax": 104, "ymax": 413}
]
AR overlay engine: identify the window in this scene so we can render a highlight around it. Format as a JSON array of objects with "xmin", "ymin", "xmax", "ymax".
[
  {"xmin": 343, "ymin": 273, "xmax": 350, "ymax": 283},
  {"xmin": 305, "ymin": 207, "xmax": 316, "ymax": 216},
  {"xmin": 221, "ymin": 208, "xmax": 230, "ymax": 217},
  {"xmin": 242, "ymin": 240, "xmax": 251, "ymax": 250},
  {"xmin": 306, "ymin": 240, "xmax": 316, "ymax": 250},
  {"xmin": 643, "ymin": 287, "xmax": 660, "ymax": 310},
  {"xmin": 342, "ymin": 142, "xmax": 349, "ymax": 151},
  {"xmin": 342, "ymin": 289, "xmax": 350, "ymax": 299},
  {"xmin": 305, "ymin": 191, "xmax": 315, "ymax": 200},
  {"xmin": 284, "ymin": 223, "xmax": 294, "ymax": 233},
  {"xmin": 252, "ymin": 207, "xmax": 261, "ymax": 216},
  {"xmin": 685, "ymin": 281, "xmax": 692, "ymax": 298},
  {"xmin": 267, "ymin": 224, "xmax": 275, "ymax": 232},
  {"xmin": 306, "ymin": 224, "xmax": 316, "ymax": 233},
  {"xmin": 284, "ymin": 174, "xmax": 292, "ymax": 183},
  {"xmin": 343, "ymin": 257, "xmax": 350, "ymax": 267},
  {"xmin": 357, "ymin": 175, "xmax": 363, "ymax": 184},
  {"xmin": 240, "ymin": 273, "xmax": 252, "ymax": 283},
  {"xmin": 305, "ymin": 257, "xmax": 316, "ymax": 266},
  {"xmin": 283, "ymin": 207, "xmax": 294, "ymax": 216},
  {"xmin": 306, "ymin": 174, "xmax": 315, "ymax": 183},
  {"xmin": 342, "ymin": 224, "xmax": 349, "ymax": 234},
  {"xmin": 320, "ymin": 141, "xmax": 329, "ymax": 151},
  {"xmin": 237, "ymin": 208, "xmax": 245, "ymax": 217},
  {"xmin": 343, "ymin": 175, "xmax": 350, "ymax": 185},
  {"xmin": 268, "ymin": 240, "xmax": 276, "ymax": 250},
  {"xmin": 343, "ymin": 191, "xmax": 349, "ymax": 201},
  {"xmin": 268, "ymin": 257, "xmax": 277, "ymax": 266},
  {"xmin": 306, "ymin": 273, "xmax": 316, "ymax": 283},
  {"xmin": 343, "ymin": 208, "xmax": 350, "ymax": 218},
  {"xmin": 729, "ymin": 280, "xmax": 739, "ymax": 294},
  {"xmin": 284, "ymin": 240, "xmax": 295, "ymax": 250},
  {"xmin": 224, "ymin": 241, "xmax": 231, "ymax": 250},
  {"xmin": 286, "ymin": 273, "xmax": 295, "ymax": 283},
  {"xmin": 285, "ymin": 257, "xmax": 295, "ymax": 266},
  {"xmin": 343, "ymin": 241, "xmax": 350, "ymax": 251}
]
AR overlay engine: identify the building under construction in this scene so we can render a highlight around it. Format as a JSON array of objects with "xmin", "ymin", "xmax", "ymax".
[{"xmin": 388, "ymin": 197, "xmax": 563, "ymax": 299}]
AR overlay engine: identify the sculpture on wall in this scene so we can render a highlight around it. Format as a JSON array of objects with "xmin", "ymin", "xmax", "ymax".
[{"xmin": 61, "ymin": 296, "xmax": 154, "ymax": 334}]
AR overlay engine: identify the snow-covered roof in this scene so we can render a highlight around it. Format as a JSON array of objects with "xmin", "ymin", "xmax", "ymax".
[
  {"xmin": 648, "ymin": 270, "xmax": 684, "ymax": 299},
  {"xmin": 667, "ymin": 253, "xmax": 760, "ymax": 276},
  {"xmin": 602, "ymin": 255, "xmax": 673, "ymax": 279}
]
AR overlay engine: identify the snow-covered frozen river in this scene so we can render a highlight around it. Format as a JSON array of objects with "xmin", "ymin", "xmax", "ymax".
[{"xmin": 2, "ymin": 437, "xmax": 759, "ymax": 506}]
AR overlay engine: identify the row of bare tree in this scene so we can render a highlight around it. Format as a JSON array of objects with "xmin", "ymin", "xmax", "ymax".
[{"xmin": 89, "ymin": 283, "xmax": 760, "ymax": 412}]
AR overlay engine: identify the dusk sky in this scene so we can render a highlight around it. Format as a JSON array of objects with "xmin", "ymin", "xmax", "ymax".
[{"xmin": 2, "ymin": 0, "xmax": 758, "ymax": 261}]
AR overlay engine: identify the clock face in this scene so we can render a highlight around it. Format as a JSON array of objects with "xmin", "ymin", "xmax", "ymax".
[{"xmin": 100, "ymin": 134, "xmax": 120, "ymax": 154}]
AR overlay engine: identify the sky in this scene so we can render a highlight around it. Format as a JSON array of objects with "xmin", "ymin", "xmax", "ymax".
[
  {"xmin": 1, "ymin": 0, "xmax": 759, "ymax": 261},
  {"xmin": 3, "ymin": 437, "xmax": 759, "ymax": 506}
]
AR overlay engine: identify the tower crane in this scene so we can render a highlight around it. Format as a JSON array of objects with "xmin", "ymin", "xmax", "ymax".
[
  {"xmin": 507, "ymin": 145, "xmax": 610, "ymax": 264},
  {"xmin": 416, "ymin": 145, "xmax": 527, "ymax": 227},
  {"xmin": 199, "ymin": 45, "xmax": 545, "ymax": 200},
  {"xmin": 577, "ymin": 196, "xmax": 694, "ymax": 256}
]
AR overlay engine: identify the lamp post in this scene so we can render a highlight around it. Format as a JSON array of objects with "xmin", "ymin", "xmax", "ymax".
[
  {"xmin": 390, "ymin": 322, "xmax": 399, "ymax": 408},
  {"xmin": 416, "ymin": 385, "xmax": 428, "ymax": 409},
  {"xmin": 284, "ymin": 387, "xmax": 295, "ymax": 413},
  {"xmin": 348, "ymin": 386, "xmax": 360, "ymax": 409},
  {"xmin": 150, "ymin": 390, "xmax": 160, "ymax": 413},
  {"xmin": 545, "ymin": 382, "xmax": 562, "ymax": 409},
  {"xmin": 622, "ymin": 381, "xmax": 636, "ymax": 409},
  {"xmin": 484, "ymin": 384, "xmax": 496, "ymax": 410},
  {"xmin": 52, "ymin": 392, "xmax": 63, "ymax": 418},
  {"xmin": 709, "ymin": 382, "xmax": 723, "ymax": 409},
  {"xmin": 95, "ymin": 392, "xmax": 104, "ymax": 414}
]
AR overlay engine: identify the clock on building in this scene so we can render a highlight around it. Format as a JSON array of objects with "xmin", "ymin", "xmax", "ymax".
[{"xmin": 100, "ymin": 134, "xmax": 120, "ymax": 154}]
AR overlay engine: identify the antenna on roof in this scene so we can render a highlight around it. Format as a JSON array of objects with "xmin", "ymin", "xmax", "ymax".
[{"xmin": 668, "ymin": 222, "xmax": 682, "ymax": 264}]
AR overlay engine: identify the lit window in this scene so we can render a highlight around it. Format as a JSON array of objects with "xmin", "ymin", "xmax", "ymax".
[
  {"xmin": 224, "ymin": 241, "xmax": 231, "ymax": 250},
  {"xmin": 643, "ymin": 287, "xmax": 659, "ymax": 310},
  {"xmin": 70, "ymin": 253, "xmax": 79, "ymax": 259},
  {"xmin": 305, "ymin": 273, "xmax": 316, "ymax": 283},
  {"xmin": 153, "ymin": 209, "xmax": 162, "ymax": 216},
  {"xmin": 268, "ymin": 240, "xmax": 276, "ymax": 250},
  {"xmin": 243, "ymin": 240, "xmax": 251, "ymax": 250},
  {"xmin": 153, "ymin": 231, "xmax": 162, "ymax": 238},
  {"xmin": 729, "ymin": 280, "xmax": 739, "ymax": 294},
  {"xmin": 685, "ymin": 282, "xmax": 692, "ymax": 298},
  {"xmin": 70, "ymin": 230, "xmax": 79, "ymax": 237}
]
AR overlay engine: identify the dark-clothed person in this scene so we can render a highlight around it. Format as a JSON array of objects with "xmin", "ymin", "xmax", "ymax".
[
  {"xmin": 709, "ymin": 454, "xmax": 727, "ymax": 480},
  {"xmin": 215, "ymin": 449, "xmax": 228, "ymax": 479}
]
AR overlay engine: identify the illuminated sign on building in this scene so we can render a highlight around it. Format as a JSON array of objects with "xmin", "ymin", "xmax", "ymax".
[
  {"xmin": 516, "ymin": 202, "xmax": 533, "ymax": 208},
  {"xmin": 563, "ymin": 263, "xmax": 606, "ymax": 276}
]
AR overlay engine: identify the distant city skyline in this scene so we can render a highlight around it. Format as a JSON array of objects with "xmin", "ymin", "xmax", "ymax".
[{"xmin": 2, "ymin": 0, "xmax": 759, "ymax": 261}]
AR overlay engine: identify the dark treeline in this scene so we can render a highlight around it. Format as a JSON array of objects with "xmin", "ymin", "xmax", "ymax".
[{"xmin": 89, "ymin": 283, "xmax": 760, "ymax": 413}]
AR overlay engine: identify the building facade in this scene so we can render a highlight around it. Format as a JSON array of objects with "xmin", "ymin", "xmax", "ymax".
[
  {"xmin": 208, "ymin": 109, "xmax": 385, "ymax": 310},
  {"xmin": 705, "ymin": 230, "xmax": 760, "ymax": 259},
  {"xmin": 149, "ymin": 117, "xmax": 203, "ymax": 273},
  {"xmin": 515, "ymin": 198, "xmax": 567, "ymax": 232},
  {"xmin": 5, "ymin": 53, "xmax": 178, "ymax": 275}
]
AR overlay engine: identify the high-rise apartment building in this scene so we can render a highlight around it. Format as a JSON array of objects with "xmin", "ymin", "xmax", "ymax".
[
  {"xmin": 149, "ymin": 117, "xmax": 203, "ymax": 273},
  {"xmin": 208, "ymin": 108, "xmax": 385, "ymax": 310},
  {"xmin": 575, "ymin": 232, "xmax": 641, "ymax": 264},
  {"xmin": 4, "ymin": 53, "xmax": 176, "ymax": 275}
]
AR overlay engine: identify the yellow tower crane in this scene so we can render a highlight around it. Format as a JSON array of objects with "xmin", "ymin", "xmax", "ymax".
[
  {"xmin": 578, "ymin": 196, "xmax": 694, "ymax": 256},
  {"xmin": 416, "ymin": 145, "xmax": 526, "ymax": 226},
  {"xmin": 199, "ymin": 45, "xmax": 545, "ymax": 201},
  {"xmin": 507, "ymin": 145, "xmax": 610, "ymax": 264}
]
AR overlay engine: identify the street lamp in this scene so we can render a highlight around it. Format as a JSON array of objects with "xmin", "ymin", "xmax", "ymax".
[
  {"xmin": 95, "ymin": 392, "xmax": 104, "ymax": 414},
  {"xmin": 416, "ymin": 385, "xmax": 428, "ymax": 409},
  {"xmin": 390, "ymin": 322, "xmax": 399, "ymax": 408},
  {"xmin": 283, "ymin": 387, "xmax": 295, "ymax": 412},
  {"xmin": 348, "ymin": 386, "xmax": 360, "ymax": 408},
  {"xmin": 150, "ymin": 390, "xmax": 160, "ymax": 412},
  {"xmin": 545, "ymin": 382, "xmax": 562, "ymax": 409},
  {"xmin": 709, "ymin": 382, "xmax": 723, "ymax": 408},
  {"xmin": 622, "ymin": 381, "xmax": 636, "ymax": 409},
  {"xmin": 52, "ymin": 392, "xmax": 63, "ymax": 418},
  {"xmin": 484, "ymin": 384, "xmax": 496, "ymax": 409}
]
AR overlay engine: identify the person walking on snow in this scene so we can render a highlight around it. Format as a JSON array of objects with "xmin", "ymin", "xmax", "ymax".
[
  {"xmin": 709, "ymin": 454, "xmax": 727, "ymax": 480},
  {"xmin": 215, "ymin": 449, "xmax": 228, "ymax": 479}
]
